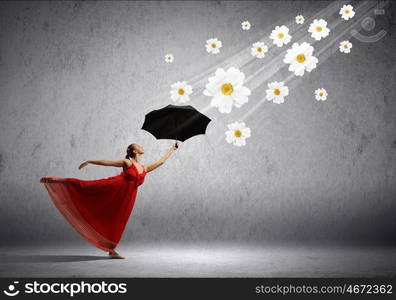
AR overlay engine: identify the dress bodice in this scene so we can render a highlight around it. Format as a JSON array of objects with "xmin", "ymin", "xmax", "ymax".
[{"xmin": 122, "ymin": 163, "xmax": 147, "ymax": 186}]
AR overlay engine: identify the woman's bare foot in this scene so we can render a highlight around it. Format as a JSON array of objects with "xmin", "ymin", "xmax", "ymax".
[
  {"xmin": 108, "ymin": 250, "xmax": 125, "ymax": 259},
  {"xmin": 40, "ymin": 177, "xmax": 57, "ymax": 183}
]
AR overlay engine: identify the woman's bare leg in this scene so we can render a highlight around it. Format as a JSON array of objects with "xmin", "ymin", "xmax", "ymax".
[{"xmin": 40, "ymin": 177, "xmax": 69, "ymax": 183}]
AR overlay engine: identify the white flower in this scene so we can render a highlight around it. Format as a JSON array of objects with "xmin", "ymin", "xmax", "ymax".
[
  {"xmin": 339, "ymin": 40, "xmax": 352, "ymax": 53},
  {"xmin": 241, "ymin": 21, "xmax": 251, "ymax": 30},
  {"xmin": 308, "ymin": 19, "xmax": 330, "ymax": 40},
  {"xmin": 170, "ymin": 81, "xmax": 192, "ymax": 103},
  {"xmin": 251, "ymin": 42, "xmax": 268, "ymax": 58},
  {"xmin": 225, "ymin": 121, "xmax": 251, "ymax": 147},
  {"xmin": 283, "ymin": 42, "xmax": 318, "ymax": 76},
  {"xmin": 339, "ymin": 4, "xmax": 355, "ymax": 20},
  {"xmin": 205, "ymin": 38, "xmax": 222, "ymax": 54},
  {"xmin": 296, "ymin": 15, "xmax": 305, "ymax": 24},
  {"xmin": 315, "ymin": 88, "xmax": 328, "ymax": 101},
  {"xmin": 203, "ymin": 67, "xmax": 251, "ymax": 114},
  {"xmin": 266, "ymin": 81, "xmax": 289, "ymax": 104},
  {"xmin": 164, "ymin": 53, "xmax": 174, "ymax": 63},
  {"xmin": 270, "ymin": 25, "xmax": 292, "ymax": 47}
]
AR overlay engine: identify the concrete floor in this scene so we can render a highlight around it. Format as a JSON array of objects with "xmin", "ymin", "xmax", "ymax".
[{"xmin": 1, "ymin": 242, "xmax": 395, "ymax": 277}]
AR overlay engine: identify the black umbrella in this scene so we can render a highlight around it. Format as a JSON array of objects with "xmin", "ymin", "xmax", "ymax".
[{"xmin": 141, "ymin": 104, "xmax": 211, "ymax": 143}]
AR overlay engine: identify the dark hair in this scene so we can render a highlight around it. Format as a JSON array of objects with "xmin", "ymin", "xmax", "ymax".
[{"xmin": 125, "ymin": 144, "xmax": 137, "ymax": 160}]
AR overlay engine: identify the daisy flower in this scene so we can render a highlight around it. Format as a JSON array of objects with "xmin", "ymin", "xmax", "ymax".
[
  {"xmin": 203, "ymin": 67, "xmax": 251, "ymax": 114},
  {"xmin": 251, "ymin": 42, "xmax": 268, "ymax": 58},
  {"xmin": 296, "ymin": 15, "xmax": 305, "ymax": 24},
  {"xmin": 170, "ymin": 81, "xmax": 192, "ymax": 103},
  {"xmin": 266, "ymin": 81, "xmax": 289, "ymax": 104},
  {"xmin": 241, "ymin": 21, "xmax": 251, "ymax": 30},
  {"xmin": 315, "ymin": 88, "xmax": 328, "ymax": 101},
  {"xmin": 206, "ymin": 38, "xmax": 222, "ymax": 54},
  {"xmin": 339, "ymin": 4, "xmax": 355, "ymax": 20},
  {"xmin": 283, "ymin": 42, "xmax": 318, "ymax": 76},
  {"xmin": 164, "ymin": 53, "xmax": 174, "ymax": 63},
  {"xmin": 308, "ymin": 19, "xmax": 330, "ymax": 40},
  {"xmin": 225, "ymin": 121, "xmax": 251, "ymax": 147},
  {"xmin": 270, "ymin": 25, "xmax": 292, "ymax": 47},
  {"xmin": 339, "ymin": 40, "xmax": 352, "ymax": 53}
]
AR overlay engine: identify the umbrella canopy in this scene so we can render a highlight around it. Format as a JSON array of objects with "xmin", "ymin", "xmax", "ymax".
[{"xmin": 141, "ymin": 104, "xmax": 211, "ymax": 142}]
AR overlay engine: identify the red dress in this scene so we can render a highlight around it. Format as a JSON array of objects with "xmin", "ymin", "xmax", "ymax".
[{"xmin": 41, "ymin": 163, "xmax": 147, "ymax": 252}]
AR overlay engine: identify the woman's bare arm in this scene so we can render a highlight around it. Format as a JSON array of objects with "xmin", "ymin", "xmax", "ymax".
[
  {"xmin": 145, "ymin": 142, "xmax": 179, "ymax": 173},
  {"xmin": 79, "ymin": 159, "xmax": 128, "ymax": 170}
]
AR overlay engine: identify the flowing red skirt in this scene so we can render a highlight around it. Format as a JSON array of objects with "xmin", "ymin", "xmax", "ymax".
[{"xmin": 41, "ymin": 174, "xmax": 140, "ymax": 252}]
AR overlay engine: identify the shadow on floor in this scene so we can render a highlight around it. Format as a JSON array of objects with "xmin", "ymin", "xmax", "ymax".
[{"xmin": 0, "ymin": 254, "xmax": 109, "ymax": 263}]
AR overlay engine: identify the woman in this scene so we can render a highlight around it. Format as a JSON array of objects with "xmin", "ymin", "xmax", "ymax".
[{"xmin": 40, "ymin": 141, "xmax": 179, "ymax": 259}]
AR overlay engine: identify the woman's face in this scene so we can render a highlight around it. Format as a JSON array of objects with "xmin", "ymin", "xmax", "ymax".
[{"xmin": 135, "ymin": 144, "xmax": 144, "ymax": 155}]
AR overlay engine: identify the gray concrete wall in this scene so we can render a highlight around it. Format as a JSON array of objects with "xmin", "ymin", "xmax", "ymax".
[{"xmin": 0, "ymin": 1, "xmax": 395, "ymax": 247}]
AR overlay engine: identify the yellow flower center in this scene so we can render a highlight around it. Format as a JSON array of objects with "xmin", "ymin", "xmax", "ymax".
[
  {"xmin": 345, "ymin": 9, "xmax": 350, "ymax": 14},
  {"xmin": 211, "ymin": 43, "xmax": 217, "ymax": 48},
  {"xmin": 296, "ymin": 54, "xmax": 306, "ymax": 63},
  {"xmin": 257, "ymin": 47, "xmax": 262, "ymax": 52},
  {"xmin": 178, "ymin": 88, "xmax": 185, "ymax": 95},
  {"xmin": 274, "ymin": 89, "xmax": 281, "ymax": 95},
  {"xmin": 344, "ymin": 44, "xmax": 348, "ymax": 48},
  {"xmin": 319, "ymin": 92, "xmax": 323, "ymax": 96},
  {"xmin": 316, "ymin": 26, "xmax": 322, "ymax": 32},
  {"xmin": 221, "ymin": 83, "xmax": 234, "ymax": 95},
  {"xmin": 277, "ymin": 33, "xmax": 284, "ymax": 39},
  {"xmin": 234, "ymin": 130, "xmax": 242, "ymax": 137}
]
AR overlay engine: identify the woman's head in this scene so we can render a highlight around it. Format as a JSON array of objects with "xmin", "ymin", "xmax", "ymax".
[{"xmin": 125, "ymin": 143, "xmax": 144, "ymax": 160}]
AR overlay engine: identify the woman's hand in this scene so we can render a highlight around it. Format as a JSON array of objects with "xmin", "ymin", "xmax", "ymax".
[
  {"xmin": 170, "ymin": 141, "xmax": 180, "ymax": 151},
  {"xmin": 78, "ymin": 161, "xmax": 89, "ymax": 170}
]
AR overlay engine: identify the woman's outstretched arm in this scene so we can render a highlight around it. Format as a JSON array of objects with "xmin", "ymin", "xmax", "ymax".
[
  {"xmin": 145, "ymin": 142, "xmax": 179, "ymax": 173},
  {"xmin": 78, "ymin": 159, "xmax": 127, "ymax": 170}
]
